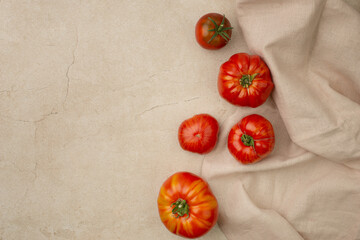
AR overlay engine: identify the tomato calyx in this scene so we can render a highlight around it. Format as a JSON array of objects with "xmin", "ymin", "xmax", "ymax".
[
  {"xmin": 207, "ymin": 15, "xmax": 233, "ymax": 43},
  {"xmin": 241, "ymin": 134, "xmax": 255, "ymax": 147},
  {"xmin": 239, "ymin": 73, "xmax": 259, "ymax": 88},
  {"xmin": 171, "ymin": 198, "xmax": 190, "ymax": 219}
]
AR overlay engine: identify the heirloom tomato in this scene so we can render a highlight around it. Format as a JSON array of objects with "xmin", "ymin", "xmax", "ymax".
[
  {"xmin": 178, "ymin": 114, "xmax": 219, "ymax": 154},
  {"xmin": 218, "ymin": 53, "xmax": 274, "ymax": 108},
  {"xmin": 195, "ymin": 13, "xmax": 233, "ymax": 50},
  {"xmin": 228, "ymin": 114, "xmax": 275, "ymax": 164},
  {"xmin": 157, "ymin": 172, "xmax": 218, "ymax": 238}
]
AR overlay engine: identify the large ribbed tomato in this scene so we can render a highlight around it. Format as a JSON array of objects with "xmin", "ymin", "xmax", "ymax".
[
  {"xmin": 218, "ymin": 53, "xmax": 274, "ymax": 108},
  {"xmin": 228, "ymin": 114, "xmax": 275, "ymax": 164},
  {"xmin": 157, "ymin": 172, "xmax": 218, "ymax": 238}
]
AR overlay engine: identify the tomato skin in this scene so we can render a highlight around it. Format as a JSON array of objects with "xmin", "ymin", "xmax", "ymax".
[
  {"xmin": 157, "ymin": 172, "xmax": 218, "ymax": 238},
  {"xmin": 228, "ymin": 114, "xmax": 275, "ymax": 164},
  {"xmin": 218, "ymin": 53, "xmax": 274, "ymax": 108},
  {"xmin": 195, "ymin": 13, "xmax": 232, "ymax": 50},
  {"xmin": 178, "ymin": 114, "xmax": 219, "ymax": 154}
]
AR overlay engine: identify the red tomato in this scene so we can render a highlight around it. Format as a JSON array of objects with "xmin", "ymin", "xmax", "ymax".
[
  {"xmin": 228, "ymin": 114, "xmax": 275, "ymax": 164},
  {"xmin": 218, "ymin": 53, "xmax": 274, "ymax": 108},
  {"xmin": 178, "ymin": 114, "xmax": 219, "ymax": 154},
  {"xmin": 195, "ymin": 13, "xmax": 233, "ymax": 50},
  {"xmin": 157, "ymin": 172, "xmax": 218, "ymax": 238}
]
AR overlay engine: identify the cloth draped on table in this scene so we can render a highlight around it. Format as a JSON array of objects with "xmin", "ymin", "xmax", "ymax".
[{"xmin": 202, "ymin": 0, "xmax": 360, "ymax": 239}]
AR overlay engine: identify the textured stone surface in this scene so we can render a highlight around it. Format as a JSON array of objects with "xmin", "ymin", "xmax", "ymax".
[{"xmin": 0, "ymin": 1, "xmax": 245, "ymax": 239}]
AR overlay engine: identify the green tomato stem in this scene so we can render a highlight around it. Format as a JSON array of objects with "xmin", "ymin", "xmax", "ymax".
[
  {"xmin": 241, "ymin": 134, "xmax": 255, "ymax": 147},
  {"xmin": 207, "ymin": 15, "xmax": 233, "ymax": 43},
  {"xmin": 171, "ymin": 198, "xmax": 190, "ymax": 219},
  {"xmin": 239, "ymin": 73, "xmax": 259, "ymax": 88}
]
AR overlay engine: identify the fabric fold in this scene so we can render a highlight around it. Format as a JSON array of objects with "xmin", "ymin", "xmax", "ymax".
[{"xmin": 236, "ymin": 0, "xmax": 360, "ymax": 160}]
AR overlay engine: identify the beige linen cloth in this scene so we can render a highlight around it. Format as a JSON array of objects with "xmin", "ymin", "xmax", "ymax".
[{"xmin": 202, "ymin": 0, "xmax": 360, "ymax": 239}]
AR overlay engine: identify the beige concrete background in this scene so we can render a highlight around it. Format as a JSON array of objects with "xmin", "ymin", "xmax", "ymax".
[{"xmin": 0, "ymin": 1, "xmax": 247, "ymax": 239}]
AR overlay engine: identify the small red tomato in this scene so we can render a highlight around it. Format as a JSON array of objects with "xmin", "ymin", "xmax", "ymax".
[
  {"xmin": 178, "ymin": 114, "xmax": 219, "ymax": 154},
  {"xmin": 157, "ymin": 172, "xmax": 218, "ymax": 238},
  {"xmin": 218, "ymin": 53, "xmax": 274, "ymax": 108},
  {"xmin": 228, "ymin": 114, "xmax": 275, "ymax": 164},
  {"xmin": 195, "ymin": 13, "xmax": 233, "ymax": 50}
]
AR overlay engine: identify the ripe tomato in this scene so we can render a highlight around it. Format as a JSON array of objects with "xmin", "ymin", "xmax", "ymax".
[
  {"xmin": 195, "ymin": 13, "xmax": 233, "ymax": 50},
  {"xmin": 178, "ymin": 114, "xmax": 219, "ymax": 154},
  {"xmin": 218, "ymin": 53, "xmax": 274, "ymax": 108},
  {"xmin": 228, "ymin": 114, "xmax": 275, "ymax": 164},
  {"xmin": 157, "ymin": 172, "xmax": 218, "ymax": 238}
]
